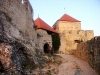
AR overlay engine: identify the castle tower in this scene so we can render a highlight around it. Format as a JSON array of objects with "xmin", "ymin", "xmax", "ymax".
[
  {"xmin": 53, "ymin": 14, "xmax": 81, "ymax": 33},
  {"xmin": 53, "ymin": 14, "xmax": 94, "ymax": 54}
]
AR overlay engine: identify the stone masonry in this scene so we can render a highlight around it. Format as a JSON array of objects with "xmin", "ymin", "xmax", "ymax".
[
  {"xmin": 37, "ymin": 29, "xmax": 52, "ymax": 53},
  {"xmin": 53, "ymin": 19, "xmax": 94, "ymax": 54},
  {"xmin": 74, "ymin": 36, "xmax": 100, "ymax": 75}
]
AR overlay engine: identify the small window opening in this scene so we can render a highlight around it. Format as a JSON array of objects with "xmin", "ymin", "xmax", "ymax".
[
  {"xmin": 44, "ymin": 43, "xmax": 51, "ymax": 53},
  {"xmin": 74, "ymin": 40, "xmax": 80, "ymax": 43}
]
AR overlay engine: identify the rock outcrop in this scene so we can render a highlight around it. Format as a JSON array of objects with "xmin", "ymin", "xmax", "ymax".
[
  {"xmin": 74, "ymin": 36, "xmax": 100, "ymax": 75},
  {"xmin": 0, "ymin": 0, "xmax": 39, "ymax": 74},
  {"xmin": 0, "ymin": 0, "xmax": 64, "ymax": 75}
]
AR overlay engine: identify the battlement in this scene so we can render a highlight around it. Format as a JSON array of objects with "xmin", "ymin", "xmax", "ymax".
[{"xmin": 63, "ymin": 30, "xmax": 94, "ymax": 41}]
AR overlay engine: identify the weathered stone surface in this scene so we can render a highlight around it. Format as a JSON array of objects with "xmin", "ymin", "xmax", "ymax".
[
  {"xmin": 0, "ymin": 43, "xmax": 12, "ymax": 70},
  {"xmin": 54, "ymin": 21, "xmax": 81, "ymax": 33},
  {"xmin": 74, "ymin": 36, "xmax": 100, "ymax": 75},
  {"xmin": 59, "ymin": 30, "xmax": 94, "ymax": 54},
  {"xmin": 53, "ymin": 17, "xmax": 94, "ymax": 54},
  {"xmin": 0, "ymin": 41, "xmax": 39, "ymax": 75},
  {"xmin": 0, "ymin": 0, "xmax": 39, "ymax": 74},
  {"xmin": 0, "ymin": 0, "xmax": 37, "ymax": 48},
  {"xmin": 37, "ymin": 29, "xmax": 52, "ymax": 53}
]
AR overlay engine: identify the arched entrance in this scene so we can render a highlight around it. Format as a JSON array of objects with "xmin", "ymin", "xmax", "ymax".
[{"xmin": 43, "ymin": 43, "xmax": 51, "ymax": 53}]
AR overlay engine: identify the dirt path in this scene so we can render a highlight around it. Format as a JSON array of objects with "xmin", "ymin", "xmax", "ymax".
[{"xmin": 57, "ymin": 54, "xmax": 98, "ymax": 75}]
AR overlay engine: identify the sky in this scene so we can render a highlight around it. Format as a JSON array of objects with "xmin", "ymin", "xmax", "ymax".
[{"xmin": 29, "ymin": 0, "xmax": 100, "ymax": 36}]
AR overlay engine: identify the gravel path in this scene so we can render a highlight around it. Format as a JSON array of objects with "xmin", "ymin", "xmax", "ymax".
[{"xmin": 57, "ymin": 54, "xmax": 98, "ymax": 75}]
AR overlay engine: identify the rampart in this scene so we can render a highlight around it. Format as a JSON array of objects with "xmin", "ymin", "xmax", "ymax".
[{"xmin": 59, "ymin": 30, "xmax": 94, "ymax": 54}]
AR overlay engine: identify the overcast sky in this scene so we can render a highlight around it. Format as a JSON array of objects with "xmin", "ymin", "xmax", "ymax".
[{"xmin": 29, "ymin": 0, "xmax": 100, "ymax": 36}]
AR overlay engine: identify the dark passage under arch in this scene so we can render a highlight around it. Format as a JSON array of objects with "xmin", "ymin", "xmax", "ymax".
[{"xmin": 44, "ymin": 43, "xmax": 51, "ymax": 53}]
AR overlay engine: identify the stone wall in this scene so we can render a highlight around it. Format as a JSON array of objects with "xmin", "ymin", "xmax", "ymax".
[
  {"xmin": 59, "ymin": 33, "xmax": 66, "ymax": 54},
  {"xmin": 54, "ymin": 21, "xmax": 81, "ymax": 33},
  {"xmin": 59, "ymin": 30, "xmax": 94, "ymax": 54},
  {"xmin": 37, "ymin": 29, "xmax": 52, "ymax": 53},
  {"xmin": 74, "ymin": 36, "xmax": 100, "ymax": 75},
  {"xmin": 53, "ymin": 20, "xmax": 94, "ymax": 54}
]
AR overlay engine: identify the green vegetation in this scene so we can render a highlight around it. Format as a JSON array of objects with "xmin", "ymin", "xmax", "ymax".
[
  {"xmin": 45, "ymin": 54, "xmax": 53, "ymax": 57},
  {"xmin": 35, "ymin": 54, "xmax": 43, "ymax": 58},
  {"xmin": 51, "ymin": 33, "xmax": 60, "ymax": 52}
]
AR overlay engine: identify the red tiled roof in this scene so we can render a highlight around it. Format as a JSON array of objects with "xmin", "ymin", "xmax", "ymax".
[
  {"xmin": 58, "ymin": 14, "xmax": 80, "ymax": 22},
  {"xmin": 35, "ymin": 17, "xmax": 57, "ymax": 33}
]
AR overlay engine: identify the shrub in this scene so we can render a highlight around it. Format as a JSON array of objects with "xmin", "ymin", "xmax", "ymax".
[{"xmin": 51, "ymin": 33, "xmax": 60, "ymax": 52}]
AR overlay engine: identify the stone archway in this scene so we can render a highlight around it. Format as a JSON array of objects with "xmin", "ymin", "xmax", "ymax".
[{"xmin": 43, "ymin": 43, "xmax": 51, "ymax": 53}]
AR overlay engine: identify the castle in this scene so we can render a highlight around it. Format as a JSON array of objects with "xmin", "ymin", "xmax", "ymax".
[
  {"xmin": 34, "ymin": 13, "xmax": 94, "ymax": 54},
  {"xmin": 53, "ymin": 14, "xmax": 94, "ymax": 54},
  {"xmin": 0, "ymin": 0, "xmax": 99, "ymax": 74},
  {"xmin": 35, "ymin": 17, "xmax": 57, "ymax": 53}
]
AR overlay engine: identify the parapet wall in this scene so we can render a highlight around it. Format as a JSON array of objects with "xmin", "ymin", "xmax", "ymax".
[
  {"xmin": 64, "ymin": 30, "xmax": 94, "ymax": 41},
  {"xmin": 85, "ymin": 30, "xmax": 94, "ymax": 40},
  {"xmin": 59, "ymin": 30, "xmax": 94, "ymax": 54},
  {"xmin": 74, "ymin": 36, "xmax": 100, "ymax": 75}
]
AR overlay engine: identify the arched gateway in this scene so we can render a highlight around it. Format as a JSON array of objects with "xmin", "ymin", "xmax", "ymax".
[{"xmin": 43, "ymin": 43, "xmax": 51, "ymax": 53}]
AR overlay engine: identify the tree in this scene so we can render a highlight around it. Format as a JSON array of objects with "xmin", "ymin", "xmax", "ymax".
[{"xmin": 51, "ymin": 33, "xmax": 60, "ymax": 52}]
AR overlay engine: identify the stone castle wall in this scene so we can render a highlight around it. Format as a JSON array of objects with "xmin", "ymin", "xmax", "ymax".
[
  {"xmin": 59, "ymin": 30, "xmax": 94, "ymax": 54},
  {"xmin": 59, "ymin": 33, "xmax": 66, "ymax": 54},
  {"xmin": 54, "ymin": 20, "xmax": 94, "ymax": 54},
  {"xmin": 54, "ymin": 21, "xmax": 81, "ymax": 33},
  {"xmin": 37, "ymin": 29, "xmax": 52, "ymax": 52},
  {"xmin": 74, "ymin": 36, "xmax": 100, "ymax": 75}
]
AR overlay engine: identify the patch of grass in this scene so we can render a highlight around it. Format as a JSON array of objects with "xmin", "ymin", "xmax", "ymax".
[{"xmin": 46, "ymin": 54, "xmax": 52, "ymax": 57}]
